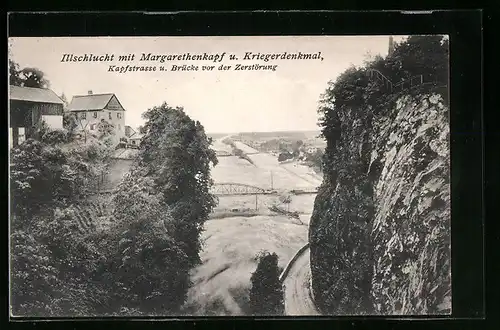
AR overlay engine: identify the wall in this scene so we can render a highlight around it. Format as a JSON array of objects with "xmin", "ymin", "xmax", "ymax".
[{"xmin": 309, "ymin": 92, "xmax": 451, "ymax": 315}]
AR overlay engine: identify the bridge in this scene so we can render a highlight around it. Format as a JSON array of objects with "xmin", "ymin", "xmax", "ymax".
[{"xmin": 211, "ymin": 182, "xmax": 276, "ymax": 196}]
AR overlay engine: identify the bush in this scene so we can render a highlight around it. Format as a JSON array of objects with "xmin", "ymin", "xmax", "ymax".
[{"xmin": 249, "ymin": 251, "xmax": 284, "ymax": 315}]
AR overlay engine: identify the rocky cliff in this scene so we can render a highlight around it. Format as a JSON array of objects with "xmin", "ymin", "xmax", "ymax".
[{"xmin": 309, "ymin": 91, "xmax": 451, "ymax": 315}]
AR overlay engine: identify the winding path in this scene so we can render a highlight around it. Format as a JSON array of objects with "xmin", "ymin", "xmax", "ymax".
[{"xmin": 282, "ymin": 247, "xmax": 321, "ymax": 315}]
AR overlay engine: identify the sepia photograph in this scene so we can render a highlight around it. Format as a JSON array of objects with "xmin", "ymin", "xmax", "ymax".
[{"xmin": 8, "ymin": 35, "xmax": 450, "ymax": 317}]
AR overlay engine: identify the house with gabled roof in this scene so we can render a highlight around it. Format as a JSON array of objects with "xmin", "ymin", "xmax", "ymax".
[
  {"xmin": 67, "ymin": 90, "xmax": 126, "ymax": 145},
  {"xmin": 9, "ymin": 85, "xmax": 64, "ymax": 147}
]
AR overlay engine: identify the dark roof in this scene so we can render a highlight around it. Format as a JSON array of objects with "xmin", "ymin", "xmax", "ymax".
[
  {"xmin": 9, "ymin": 85, "xmax": 64, "ymax": 105},
  {"xmin": 67, "ymin": 93, "xmax": 123, "ymax": 112}
]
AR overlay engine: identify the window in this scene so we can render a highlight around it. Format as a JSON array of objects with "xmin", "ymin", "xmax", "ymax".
[
  {"xmin": 81, "ymin": 112, "xmax": 86, "ymax": 119},
  {"xmin": 109, "ymin": 112, "xmax": 112, "ymax": 120},
  {"xmin": 93, "ymin": 111, "xmax": 98, "ymax": 118},
  {"xmin": 90, "ymin": 124, "xmax": 96, "ymax": 130},
  {"xmin": 118, "ymin": 124, "xmax": 121, "ymax": 130},
  {"xmin": 117, "ymin": 112, "xmax": 122, "ymax": 119}
]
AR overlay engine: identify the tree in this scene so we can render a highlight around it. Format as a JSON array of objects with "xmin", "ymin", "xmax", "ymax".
[
  {"xmin": 19, "ymin": 67, "xmax": 50, "ymax": 88},
  {"xmin": 388, "ymin": 35, "xmax": 449, "ymax": 83},
  {"xmin": 278, "ymin": 152, "xmax": 293, "ymax": 162},
  {"xmin": 10, "ymin": 139, "xmax": 90, "ymax": 219},
  {"xmin": 249, "ymin": 251, "xmax": 284, "ymax": 315},
  {"xmin": 63, "ymin": 112, "xmax": 78, "ymax": 137},
  {"xmin": 291, "ymin": 140, "xmax": 304, "ymax": 155},
  {"xmin": 138, "ymin": 103, "xmax": 218, "ymax": 268},
  {"xmin": 9, "ymin": 133, "xmax": 113, "ymax": 316},
  {"xmin": 76, "ymin": 118, "xmax": 90, "ymax": 143},
  {"xmin": 307, "ymin": 148, "xmax": 324, "ymax": 172}
]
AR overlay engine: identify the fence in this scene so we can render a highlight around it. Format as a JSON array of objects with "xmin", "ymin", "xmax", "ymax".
[{"xmin": 366, "ymin": 69, "xmax": 446, "ymax": 95}]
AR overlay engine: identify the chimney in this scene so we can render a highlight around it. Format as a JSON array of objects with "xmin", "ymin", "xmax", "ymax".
[{"xmin": 88, "ymin": 90, "xmax": 93, "ymax": 95}]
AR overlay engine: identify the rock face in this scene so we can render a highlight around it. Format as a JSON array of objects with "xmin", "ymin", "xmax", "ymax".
[{"xmin": 309, "ymin": 93, "xmax": 451, "ymax": 315}]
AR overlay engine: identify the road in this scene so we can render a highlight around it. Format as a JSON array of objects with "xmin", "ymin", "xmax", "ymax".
[{"xmin": 282, "ymin": 248, "xmax": 321, "ymax": 316}]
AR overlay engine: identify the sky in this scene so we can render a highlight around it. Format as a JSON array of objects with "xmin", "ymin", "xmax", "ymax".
[{"xmin": 9, "ymin": 36, "xmax": 407, "ymax": 133}]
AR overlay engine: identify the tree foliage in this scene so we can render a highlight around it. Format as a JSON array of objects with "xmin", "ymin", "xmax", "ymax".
[
  {"xmin": 10, "ymin": 139, "xmax": 89, "ymax": 219},
  {"xmin": 68, "ymin": 172, "xmax": 188, "ymax": 315},
  {"xmin": 10, "ymin": 125, "xmax": 115, "ymax": 316},
  {"xmin": 249, "ymin": 251, "xmax": 284, "ymax": 315},
  {"xmin": 63, "ymin": 112, "xmax": 78, "ymax": 137}
]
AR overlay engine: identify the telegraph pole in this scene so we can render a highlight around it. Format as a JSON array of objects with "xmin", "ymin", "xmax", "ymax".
[
  {"xmin": 270, "ymin": 171, "xmax": 274, "ymax": 190},
  {"xmin": 255, "ymin": 194, "xmax": 258, "ymax": 211}
]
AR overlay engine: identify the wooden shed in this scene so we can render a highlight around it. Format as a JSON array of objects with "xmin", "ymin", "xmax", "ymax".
[{"xmin": 9, "ymin": 85, "xmax": 64, "ymax": 147}]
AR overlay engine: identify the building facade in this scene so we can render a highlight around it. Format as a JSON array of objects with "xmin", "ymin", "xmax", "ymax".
[
  {"xmin": 67, "ymin": 91, "xmax": 126, "ymax": 145},
  {"xmin": 9, "ymin": 85, "xmax": 64, "ymax": 147}
]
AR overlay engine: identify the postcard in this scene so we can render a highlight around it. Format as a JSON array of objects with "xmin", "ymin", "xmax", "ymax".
[{"xmin": 8, "ymin": 35, "xmax": 450, "ymax": 317}]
